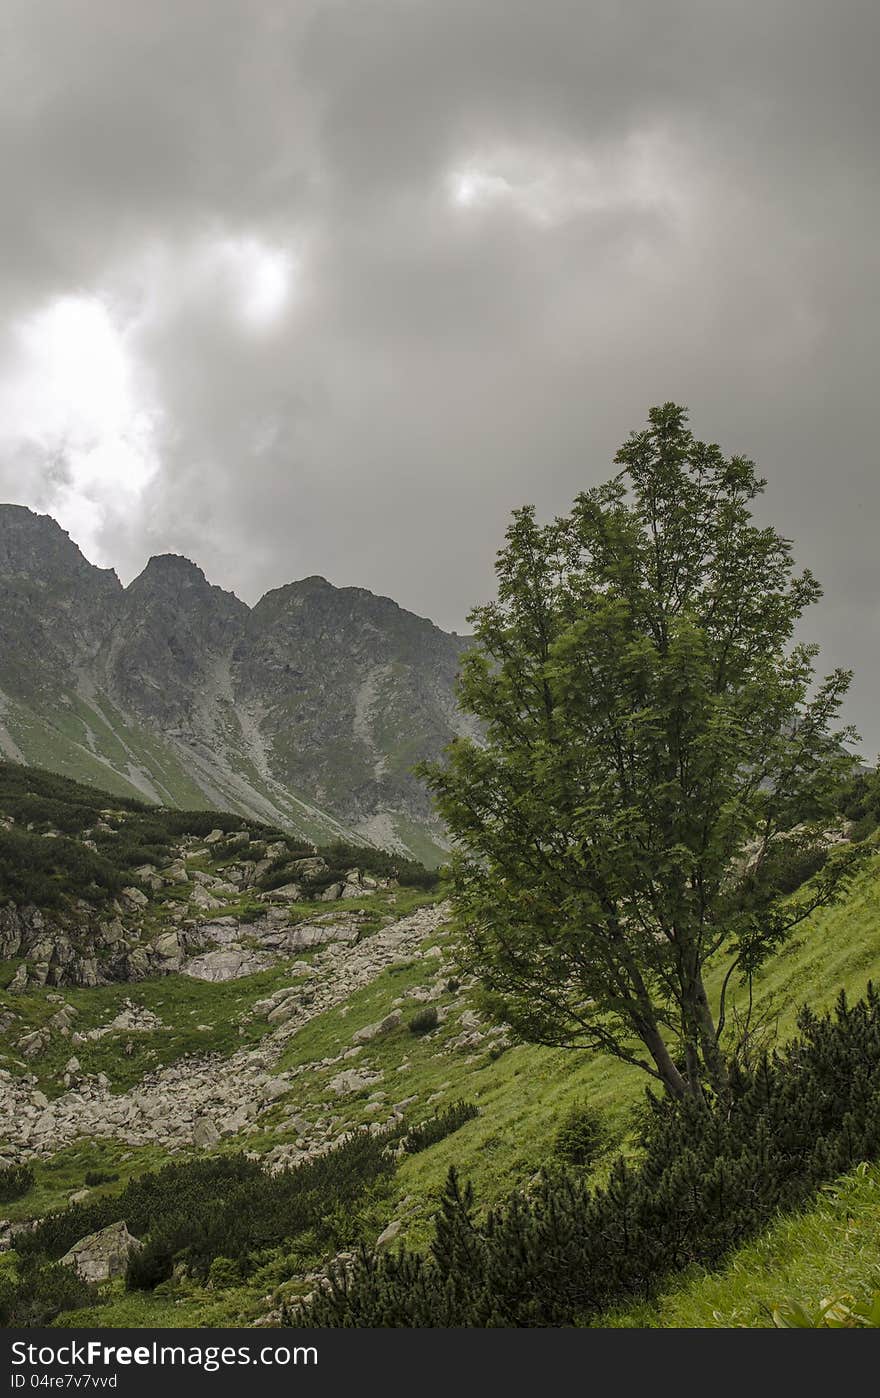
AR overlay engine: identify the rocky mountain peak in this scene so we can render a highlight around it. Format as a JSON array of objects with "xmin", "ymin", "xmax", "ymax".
[
  {"xmin": 0, "ymin": 507, "xmax": 467, "ymax": 858},
  {"xmin": 0, "ymin": 504, "xmax": 119, "ymax": 590},
  {"xmin": 125, "ymin": 554, "xmax": 248, "ymax": 622}
]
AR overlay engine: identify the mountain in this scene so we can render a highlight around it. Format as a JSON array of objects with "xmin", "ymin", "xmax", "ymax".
[{"xmin": 0, "ymin": 505, "xmax": 473, "ymax": 859}]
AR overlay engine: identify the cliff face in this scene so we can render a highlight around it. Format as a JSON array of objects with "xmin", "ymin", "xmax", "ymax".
[{"xmin": 0, "ymin": 505, "xmax": 469, "ymax": 857}]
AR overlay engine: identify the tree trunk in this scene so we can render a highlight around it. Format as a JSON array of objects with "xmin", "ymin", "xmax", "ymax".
[
  {"xmin": 693, "ymin": 971, "xmax": 730, "ymax": 1096},
  {"xmin": 639, "ymin": 1021, "xmax": 690, "ymax": 1100}
]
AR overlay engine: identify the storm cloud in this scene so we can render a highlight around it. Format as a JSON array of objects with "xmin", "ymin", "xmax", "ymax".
[{"xmin": 1, "ymin": 1, "xmax": 878, "ymax": 750}]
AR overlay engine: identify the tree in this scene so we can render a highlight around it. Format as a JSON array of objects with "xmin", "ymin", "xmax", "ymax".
[{"xmin": 422, "ymin": 404, "xmax": 866, "ymax": 1101}]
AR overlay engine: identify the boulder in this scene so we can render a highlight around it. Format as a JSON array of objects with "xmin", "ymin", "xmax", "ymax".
[
  {"xmin": 182, "ymin": 949, "xmax": 274, "ymax": 982},
  {"xmin": 261, "ymin": 883, "xmax": 304, "ymax": 904},
  {"xmin": 153, "ymin": 930, "xmax": 183, "ymax": 962},
  {"xmin": 192, "ymin": 1117, "xmax": 221, "ymax": 1148},
  {"xmin": 190, "ymin": 885, "xmax": 223, "ymax": 912},
  {"xmin": 289, "ymin": 856, "xmax": 328, "ymax": 878},
  {"xmin": 341, "ymin": 881, "xmax": 370, "ymax": 899},
  {"xmin": 60, "ymin": 1221, "xmax": 143, "ymax": 1284},
  {"xmin": 328, "ymin": 1068, "xmax": 382, "ymax": 1096},
  {"xmin": 353, "ymin": 1010, "xmax": 402, "ymax": 1044},
  {"xmin": 267, "ymin": 998, "xmax": 300, "ymax": 1025},
  {"xmin": 375, "ymin": 1219, "xmax": 402, "ymax": 1250}
]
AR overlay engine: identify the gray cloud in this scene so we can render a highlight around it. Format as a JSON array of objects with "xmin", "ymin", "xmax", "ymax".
[{"xmin": 0, "ymin": 0, "xmax": 878, "ymax": 752}]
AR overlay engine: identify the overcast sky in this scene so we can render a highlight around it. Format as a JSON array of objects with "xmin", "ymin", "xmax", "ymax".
[{"xmin": 0, "ymin": 1, "xmax": 878, "ymax": 752}]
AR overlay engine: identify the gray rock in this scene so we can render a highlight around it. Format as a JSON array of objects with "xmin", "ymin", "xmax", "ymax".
[
  {"xmin": 328, "ymin": 1068, "xmax": 382, "ymax": 1096},
  {"xmin": 60, "ymin": 1221, "xmax": 143, "ymax": 1283},
  {"xmin": 289, "ymin": 857, "xmax": 328, "ymax": 878},
  {"xmin": 353, "ymin": 1010, "xmax": 402, "ymax": 1044},
  {"xmin": 192, "ymin": 1117, "xmax": 220, "ymax": 1148},
  {"xmin": 375, "ymin": 1220, "xmax": 402, "ymax": 1249},
  {"xmin": 261, "ymin": 883, "xmax": 304, "ymax": 904},
  {"xmin": 182, "ymin": 949, "xmax": 274, "ymax": 982}
]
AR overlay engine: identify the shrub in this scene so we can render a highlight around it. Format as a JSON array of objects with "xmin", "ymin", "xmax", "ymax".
[
  {"xmin": 408, "ymin": 1006, "xmax": 439, "ymax": 1036},
  {"xmin": 125, "ymin": 1235, "xmax": 174, "ymax": 1292},
  {"xmin": 0, "ymin": 1163, "xmax": 34, "ymax": 1203},
  {"xmin": 838, "ymin": 768, "xmax": 880, "ymax": 839},
  {"xmin": 20, "ymin": 1129, "xmax": 401, "ymax": 1299},
  {"xmin": 83, "ymin": 1169, "xmax": 118, "ymax": 1188},
  {"xmin": 207, "ymin": 1256, "xmax": 242, "ymax": 1290},
  {"xmin": 0, "ymin": 1256, "xmax": 95, "ymax": 1327},
  {"xmin": 553, "ymin": 1103, "xmax": 607, "ymax": 1168},
  {"xmin": 303, "ymin": 985, "xmax": 880, "ymax": 1326},
  {"xmin": 402, "ymin": 1101, "xmax": 479, "ymax": 1155}
]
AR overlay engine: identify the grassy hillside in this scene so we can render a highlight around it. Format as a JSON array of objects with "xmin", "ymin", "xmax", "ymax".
[{"xmin": 2, "ymin": 764, "xmax": 879, "ymax": 1328}]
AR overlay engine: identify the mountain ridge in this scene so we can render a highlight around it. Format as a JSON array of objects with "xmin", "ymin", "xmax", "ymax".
[{"xmin": 0, "ymin": 504, "xmax": 472, "ymax": 859}]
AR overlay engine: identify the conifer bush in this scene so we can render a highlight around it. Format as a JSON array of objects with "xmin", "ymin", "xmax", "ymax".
[
  {"xmin": 553, "ymin": 1103, "xmax": 607, "ymax": 1168},
  {"xmin": 408, "ymin": 1006, "xmax": 439, "ymax": 1035},
  {"xmin": 402, "ymin": 1101, "xmax": 479, "ymax": 1154},
  {"xmin": 302, "ymin": 986, "xmax": 880, "ymax": 1326},
  {"xmin": 19, "ymin": 1127, "xmax": 400, "ymax": 1294},
  {"xmin": 0, "ymin": 1163, "xmax": 34, "ymax": 1202}
]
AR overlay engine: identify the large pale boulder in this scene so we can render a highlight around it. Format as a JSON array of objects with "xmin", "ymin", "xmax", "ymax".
[
  {"xmin": 162, "ymin": 861, "xmax": 189, "ymax": 885},
  {"xmin": 190, "ymin": 884, "xmax": 223, "ymax": 912},
  {"xmin": 328, "ymin": 1068, "xmax": 382, "ymax": 1096},
  {"xmin": 153, "ymin": 930, "xmax": 183, "ymax": 962},
  {"xmin": 289, "ymin": 856, "xmax": 328, "ymax": 878},
  {"xmin": 61, "ymin": 1221, "xmax": 142, "ymax": 1284},
  {"xmin": 353, "ymin": 1010, "xmax": 402, "ymax": 1044},
  {"xmin": 261, "ymin": 883, "xmax": 304, "ymax": 904},
  {"xmin": 192, "ymin": 1117, "xmax": 221, "ymax": 1148},
  {"xmin": 182, "ymin": 948, "xmax": 274, "ymax": 982}
]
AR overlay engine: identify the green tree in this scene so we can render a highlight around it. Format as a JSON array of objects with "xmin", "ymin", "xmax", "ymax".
[{"xmin": 422, "ymin": 405, "xmax": 865, "ymax": 1101}]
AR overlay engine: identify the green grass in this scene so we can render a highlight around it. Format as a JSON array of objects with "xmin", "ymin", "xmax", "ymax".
[
  {"xmin": 0, "ymin": 960, "xmax": 317, "ymax": 1096},
  {"xmin": 1, "ymin": 1140, "xmax": 179, "ymax": 1223},
  {"xmin": 601, "ymin": 1162, "xmax": 880, "ymax": 1328},
  {"xmin": 189, "ymin": 849, "xmax": 880, "ymax": 1247},
  {"xmin": 4, "ymin": 821, "xmax": 879, "ymax": 1328}
]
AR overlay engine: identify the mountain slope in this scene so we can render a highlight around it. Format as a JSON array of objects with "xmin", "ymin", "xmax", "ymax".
[
  {"xmin": 1, "ymin": 768, "xmax": 878, "ymax": 1328},
  {"xmin": 0, "ymin": 505, "xmax": 471, "ymax": 858}
]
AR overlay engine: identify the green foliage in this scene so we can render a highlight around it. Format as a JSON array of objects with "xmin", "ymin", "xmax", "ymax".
[
  {"xmin": 0, "ymin": 761, "xmax": 145, "ymax": 830},
  {"xmin": 0, "ymin": 1163, "xmax": 35, "ymax": 1202},
  {"xmin": 0, "ymin": 826, "xmax": 124, "ymax": 907},
  {"xmin": 259, "ymin": 839, "xmax": 439, "ymax": 897},
  {"xmin": 744, "ymin": 836, "xmax": 829, "ymax": 899},
  {"xmin": 303, "ymin": 985, "xmax": 880, "ymax": 1326},
  {"xmin": 838, "ymin": 768, "xmax": 880, "ymax": 841},
  {"xmin": 553, "ymin": 1103, "xmax": 607, "ymax": 1168},
  {"xmin": 402, "ymin": 1101, "xmax": 480, "ymax": 1155},
  {"xmin": 125, "ymin": 1236, "xmax": 174, "ymax": 1292},
  {"xmin": 603, "ymin": 1160, "xmax": 880, "ymax": 1327},
  {"xmin": 18, "ymin": 1128, "xmax": 399, "ymax": 1311},
  {"xmin": 408, "ymin": 1006, "xmax": 439, "ymax": 1035},
  {"xmin": 421, "ymin": 404, "xmax": 864, "ymax": 1100},
  {"xmin": 83, "ymin": 1169, "xmax": 118, "ymax": 1187},
  {"xmin": 773, "ymin": 1292, "xmax": 880, "ymax": 1328},
  {"xmin": 0, "ymin": 1253, "xmax": 95, "ymax": 1327},
  {"xmin": 0, "ymin": 758, "xmax": 437, "ymax": 913},
  {"xmin": 207, "ymin": 1256, "xmax": 243, "ymax": 1290}
]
